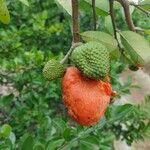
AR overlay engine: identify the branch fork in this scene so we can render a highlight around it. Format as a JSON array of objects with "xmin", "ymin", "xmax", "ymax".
[{"xmin": 60, "ymin": 0, "xmax": 80, "ymax": 64}]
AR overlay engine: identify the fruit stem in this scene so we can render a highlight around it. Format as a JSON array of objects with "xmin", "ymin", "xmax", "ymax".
[
  {"xmin": 60, "ymin": 43, "xmax": 82, "ymax": 64},
  {"xmin": 109, "ymin": 0, "xmax": 124, "ymax": 53},
  {"xmin": 72, "ymin": 0, "xmax": 80, "ymax": 43},
  {"xmin": 92, "ymin": 0, "xmax": 97, "ymax": 31},
  {"xmin": 109, "ymin": 0, "xmax": 117, "ymax": 39},
  {"xmin": 60, "ymin": 0, "xmax": 80, "ymax": 64},
  {"xmin": 116, "ymin": 0, "xmax": 136, "ymax": 32}
]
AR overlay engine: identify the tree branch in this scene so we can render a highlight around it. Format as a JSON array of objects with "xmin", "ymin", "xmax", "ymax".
[
  {"xmin": 109, "ymin": 0, "xmax": 117, "ymax": 39},
  {"xmin": 60, "ymin": 43, "xmax": 81, "ymax": 64},
  {"xmin": 58, "ymin": 107, "xmax": 134, "ymax": 150},
  {"xmin": 116, "ymin": 0, "xmax": 136, "ymax": 32},
  {"xmin": 72, "ymin": 0, "xmax": 80, "ymax": 43},
  {"xmin": 130, "ymin": 2, "xmax": 150, "ymax": 17},
  {"xmin": 109, "ymin": 0, "xmax": 123, "ymax": 53},
  {"xmin": 92, "ymin": 0, "xmax": 97, "ymax": 30},
  {"xmin": 60, "ymin": 0, "xmax": 80, "ymax": 64}
]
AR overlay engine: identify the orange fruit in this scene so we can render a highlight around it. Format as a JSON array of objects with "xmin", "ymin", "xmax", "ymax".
[{"xmin": 61, "ymin": 67, "xmax": 112, "ymax": 126}]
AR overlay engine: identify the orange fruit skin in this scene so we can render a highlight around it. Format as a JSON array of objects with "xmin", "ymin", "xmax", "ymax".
[{"xmin": 61, "ymin": 67, "xmax": 112, "ymax": 126}]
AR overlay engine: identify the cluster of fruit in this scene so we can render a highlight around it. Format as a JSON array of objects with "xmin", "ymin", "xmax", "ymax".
[{"xmin": 43, "ymin": 41, "xmax": 114, "ymax": 126}]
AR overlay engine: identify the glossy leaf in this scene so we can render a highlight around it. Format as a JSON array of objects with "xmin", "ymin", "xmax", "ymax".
[
  {"xmin": 120, "ymin": 31, "xmax": 150, "ymax": 65},
  {"xmin": 55, "ymin": 0, "xmax": 71, "ymax": 15},
  {"xmin": 82, "ymin": 0, "xmax": 109, "ymax": 16},
  {"xmin": 80, "ymin": 31, "xmax": 118, "ymax": 51},
  {"xmin": 105, "ymin": 16, "xmax": 113, "ymax": 35},
  {"xmin": 0, "ymin": 0, "xmax": 10, "ymax": 24},
  {"xmin": 79, "ymin": 0, "xmax": 92, "ymax": 12}
]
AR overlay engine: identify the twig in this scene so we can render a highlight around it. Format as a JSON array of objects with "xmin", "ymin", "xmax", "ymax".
[
  {"xmin": 109, "ymin": 0, "xmax": 123, "ymax": 53},
  {"xmin": 134, "ymin": 26, "xmax": 145, "ymax": 32},
  {"xmin": 109, "ymin": 0, "xmax": 117, "ymax": 39},
  {"xmin": 72, "ymin": 0, "xmax": 80, "ymax": 43},
  {"xmin": 58, "ymin": 119, "xmax": 107, "ymax": 150},
  {"xmin": 60, "ymin": 46, "xmax": 74, "ymax": 64},
  {"xmin": 60, "ymin": 0, "xmax": 80, "ymax": 64},
  {"xmin": 130, "ymin": 3, "xmax": 150, "ymax": 17},
  {"xmin": 92, "ymin": 0, "xmax": 97, "ymax": 30},
  {"xmin": 60, "ymin": 43, "xmax": 81, "ymax": 64},
  {"xmin": 58, "ymin": 106, "xmax": 134, "ymax": 150},
  {"xmin": 116, "ymin": 0, "xmax": 136, "ymax": 32}
]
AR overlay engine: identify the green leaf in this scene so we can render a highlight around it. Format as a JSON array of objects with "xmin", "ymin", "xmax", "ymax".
[
  {"xmin": 63, "ymin": 128, "xmax": 77, "ymax": 141},
  {"xmin": 139, "ymin": 0, "xmax": 150, "ymax": 11},
  {"xmin": 114, "ymin": 1, "xmax": 122, "ymax": 9},
  {"xmin": 79, "ymin": 0, "xmax": 92, "ymax": 12},
  {"xmin": 33, "ymin": 143, "xmax": 44, "ymax": 150},
  {"xmin": 46, "ymin": 139, "xmax": 65, "ymax": 150},
  {"xmin": 79, "ymin": 136, "xmax": 99, "ymax": 150},
  {"xmin": 99, "ymin": 145, "xmax": 111, "ymax": 150},
  {"xmin": 95, "ymin": 0, "xmax": 109, "ymax": 14},
  {"xmin": 101, "ymin": 134, "xmax": 115, "ymax": 143},
  {"xmin": 80, "ymin": 31, "xmax": 118, "ymax": 51},
  {"xmin": 79, "ymin": 140, "xmax": 99, "ymax": 150},
  {"xmin": 145, "ymin": 29, "xmax": 150, "ymax": 35},
  {"xmin": 106, "ymin": 104, "xmax": 134, "ymax": 120},
  {"xmin": 18, "ymin": 0, "xmax": 29, "ymax": 6},
  {"xmin": 1, "ymin": 94, "xmax": 14, "ymax": 106},
  {"xmin": 110, "ymin": 48, "xmax": 120, "ymax": 60},
  {"xmin": 0, "ymin": 0, "xmax": 10, "ymax": 24},
  {"xmin": 82, "ymin": 0, "xmax": 109, "ymax": 16},
  {"xmin": 0, "ymin": 124, "xmax": 12, "ymax": 138},
  {"xmin": 9, "ymin": 132, "xmax": 16, "ymax": 145},
  {"xmin": 55, "ymin": 0, "xmax": 71, "ymax": 15},
  {"xmin": 105, "ymin": 16, "xmax": 113, "ymax": 35},
  {"xmin": 22, "ymin": 136, "xmax": 34, "ymax": 150},
  {"xmin": 0, "ymin": 138, "xmax": 13, "ymax": 149},
  {"xmin": 52, "ymin": 118, "xmax": 67, "ymax": 134},
  {"xmin": 120, "ymin": 31, "xmax": 150, "ymax": 65}
]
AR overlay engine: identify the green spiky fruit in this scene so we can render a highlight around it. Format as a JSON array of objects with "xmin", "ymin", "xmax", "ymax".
[
  {"xmin": 71, "ymin": 42, "xmax": 110, "ymax": 79},
  {"xmin": 43, "ymin": 60, "xmax": 65, "ymax": 80}
]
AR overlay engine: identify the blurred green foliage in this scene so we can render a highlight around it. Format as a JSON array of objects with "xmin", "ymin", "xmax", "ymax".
[{"xmin": 0, "ymin": 0, "xmax": 150, "ymax": 149}]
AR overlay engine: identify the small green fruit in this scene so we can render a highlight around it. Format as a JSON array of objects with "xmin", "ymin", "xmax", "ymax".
[
  {"xmin": 71, "ymin": 42, "xmax": 110, "ymax": 79},
  {"xmin": 0, "ymin": 124, "xmax": 12, "ymax": 138},
  {"xmin": 43, "ymin": 60, "xmax": 65, "ymax": 80}
]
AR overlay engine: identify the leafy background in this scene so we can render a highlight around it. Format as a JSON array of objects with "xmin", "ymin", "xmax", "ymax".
[{"xmin": 0, "ymin": 0, "xmax": 150, "ymax": 149}]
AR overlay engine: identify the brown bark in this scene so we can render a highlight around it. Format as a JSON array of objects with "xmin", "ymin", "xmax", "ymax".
[{"xmin": 72, "ymin": 0, "xmax": 80, "ymax": 43}]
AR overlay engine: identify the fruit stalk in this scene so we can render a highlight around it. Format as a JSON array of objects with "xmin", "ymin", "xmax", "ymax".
[
  {"xmin": 60, "ymin": 0, "xmax": 80, "ymax": 64},
  {"xmin": 72, "ymin": 0, "xmax": 80, "ymax": 43}
]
